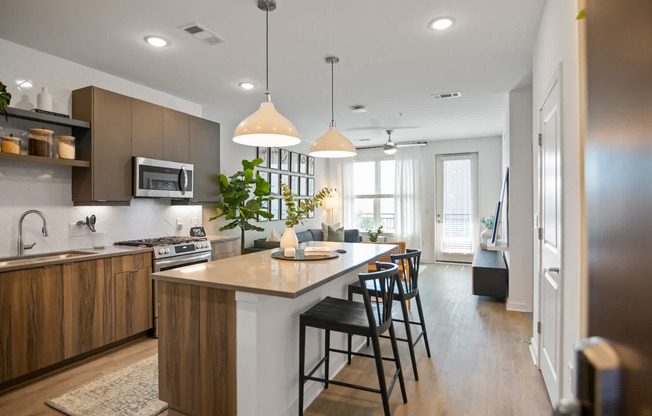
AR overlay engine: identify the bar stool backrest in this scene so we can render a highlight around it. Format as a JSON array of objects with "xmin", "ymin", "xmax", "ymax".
[
  {"xmin": 390, "ymin": 249, "xmax": 422, "ymax": 296},
  {"xmin": 358, "ymin": 262, "xmax": 400, "ymax": 336}
]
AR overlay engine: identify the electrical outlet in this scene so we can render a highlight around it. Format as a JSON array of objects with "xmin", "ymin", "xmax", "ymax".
[
  {"xmin": 176, "ymin": 218, "xmax": 183, "ymax": 231},
  {"xmin": 69, "ymin": 223, "xmax": 86, "ymax": 237}
]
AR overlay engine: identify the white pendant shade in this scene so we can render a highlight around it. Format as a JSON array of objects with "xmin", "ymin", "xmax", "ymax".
[
  {"xmin": 309, "ymin": 126, "xmax": 357, "ymax": 158},
  {"xmin": 233, "ymin": 101, "xmax": 300, "ymax": 147}
]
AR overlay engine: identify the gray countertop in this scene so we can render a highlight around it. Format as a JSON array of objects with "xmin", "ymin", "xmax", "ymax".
[{"xmin": 0, "ymin": 245, "xmax": 152, "ymax": 273}]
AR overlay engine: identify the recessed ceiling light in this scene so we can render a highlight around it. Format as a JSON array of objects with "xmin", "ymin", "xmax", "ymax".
[
  {"xmin": 16, "ymin": 79, "xmax": 33, "ymax": 88},
  {"xmin": 239, "ymin": 82, "xmax": 255, "ymax": 90},
  {"xmin": 429, "ymin": 17, "xmax": 456, "ymax": 31},
  {"xmin": 351, "ymin": 105, "xmax": 367, "ymax": 114},
  {"xmin": 144, "ymin": 36, "xmax": 169, "ymax": 47}
]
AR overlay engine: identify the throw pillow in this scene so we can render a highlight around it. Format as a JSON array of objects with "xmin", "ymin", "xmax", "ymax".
[
  {"xmin": 321, "ymin": 222, "xmax": 341, "ymax": 241},
  {"xmin": 266, "ymin": 229, "xmax": 282, "ymax": 242},
  {"xmin": 327, "ymin": 225, "xmax": 345, "ymax": 242}
]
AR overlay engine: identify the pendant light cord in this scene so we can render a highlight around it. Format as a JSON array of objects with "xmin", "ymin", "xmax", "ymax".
[
  {"xmin": 265, "ymin": 5, "xmax": 269, "ymax": 97},
  {"xmin": 330, "ymin": 60, "xmax": 335, "ymax": 126}
]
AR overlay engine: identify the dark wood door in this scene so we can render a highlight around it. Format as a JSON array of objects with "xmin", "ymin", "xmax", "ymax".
[
  {"xmin": 92, "ymin": 88, "xmax": 132, "ymax": 201},
  {"xmin": 114, "ymin": 268, "xmax": 153, "ymax": 339},
  {"xmin": 132, "ymin": 98, "xmax": 163, "ymax": 160},
  {"xmin": 0, "ymin": 266, "xmax": 64, "ymax": 383},
  {"xmin": 189, "ymin": 116, "xmax": 220, "ymax": 203},
  {"xmin": 163, "ymin": 108, "xmax": 189, "ymax": 163},
  {"xmin": 62, "ymin": 259, "xmax": 114, "ymax": 358}
]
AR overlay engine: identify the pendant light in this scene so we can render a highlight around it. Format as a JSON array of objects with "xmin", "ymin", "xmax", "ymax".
[
  {"xmin": 383, "ymin": 129, "xmax": 397, "ymax": 155},
  {"xmin": 233, "ymin": 0, "xmax": 300, "ymax": 147},
  {"xmin": 309, "ymin": 56, "xmax": 356, "ymax": 158}
]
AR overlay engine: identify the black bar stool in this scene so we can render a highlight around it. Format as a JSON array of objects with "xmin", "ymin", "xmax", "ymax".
[
  {"xmin": 298, "ymin": 263, "xmax": 408, "ymax": 416},
  {"xmin": 347, "ymin": 248, "xmax": 431, "ymax": 381}
]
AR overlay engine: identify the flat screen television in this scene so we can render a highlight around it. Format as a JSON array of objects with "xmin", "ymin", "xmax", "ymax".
[{"xmin": 490, "ymin": 167, "xmax": 509, "ymax": 246}]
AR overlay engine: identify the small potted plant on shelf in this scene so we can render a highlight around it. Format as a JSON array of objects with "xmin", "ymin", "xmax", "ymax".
[
  {"xmin": 0, "ymin": 81, "xmax": 12, "ymax": 121},
  {"xmin": 280, "ymin": 183, "xmax": 333, "ymax": 249},
  {"xmin": 480, "ymin": 215, "xmax": 495, "ymax": 249},
  {"xmin": 209, "ymin": 158, "xmax": 273, "ymax": 255},
  {"xmin": 366, "ymin": 225, "xmax": 384, "ymax": 242}
]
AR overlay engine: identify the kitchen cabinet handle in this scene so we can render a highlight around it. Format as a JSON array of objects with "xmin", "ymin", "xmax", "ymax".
[{"xmin": 179, "ymin": 166, "xmax": 188, "ymax": 195}]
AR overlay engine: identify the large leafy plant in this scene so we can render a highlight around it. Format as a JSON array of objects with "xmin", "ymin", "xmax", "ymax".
[
  {"xmin": 209, "ymin": 158, "xmax": 273, "ymax": 254},
  {"xmin": 0, "ymin": 81, "xmax": 12, "ymax": 121},
  {"xmin": 281, "ymin": 184, "xmax": 333, "ymax": 227}
]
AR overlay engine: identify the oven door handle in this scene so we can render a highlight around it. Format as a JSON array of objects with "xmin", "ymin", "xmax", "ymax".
[{"xmin": 155, "ymin": 252, "xmax": 211, "ymax": 270}]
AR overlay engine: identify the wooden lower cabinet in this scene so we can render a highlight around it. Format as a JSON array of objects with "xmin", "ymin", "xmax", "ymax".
[
  {"xmin": 114, "ymin": 268, "xmax": 153, "ymax": 340},
  {"xmin": 0, "ymin": 252, "xmax": 153, "ymax": 385},
  {"xmin": 62, "ymin": 259, "xmax": 115, "ymax": 358},
  {"xmin": 0, "ymin": 266, "xmax": 65, "ymax": 382},
  {"xmin": 210, "ymin": 238, "xmax": 240, "ymax": 261}
]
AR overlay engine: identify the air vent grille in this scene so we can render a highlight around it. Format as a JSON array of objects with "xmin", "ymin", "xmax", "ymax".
[
  {"xmin": 179, "ymin": 23, "xmax": 226, "ymax": 46},
  {"xmin": 357, "ymin": 138, "xmax": 371, "ymax": 142},
  {"xmin": 431, "ymin": 92, "xmax": 462, "ymax": 100}
]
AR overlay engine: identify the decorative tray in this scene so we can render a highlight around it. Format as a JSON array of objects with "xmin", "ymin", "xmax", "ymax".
[{"xmin": 271, "ymin": 250, "xmax": 340, "ymax": 261}]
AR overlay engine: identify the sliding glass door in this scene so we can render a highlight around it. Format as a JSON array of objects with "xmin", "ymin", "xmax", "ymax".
[{"xmin": 435, "ymin": 153, "xmax": 478, "ymax": 263}]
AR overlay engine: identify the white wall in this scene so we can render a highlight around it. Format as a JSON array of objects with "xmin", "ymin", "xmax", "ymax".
[
  {"xmin": 0, "ymin": 39, "xmax": 204, "ymax": 257},
  {"xmin": 503, "ymin": 86, "xmax": 534, "ymax": 312},
  {"xmin": 200, "ymin": 105, "xmax": 332, "ymax": 247},
  {"xmin": 532, "ymin": 0, "xmax": 584, "ymax": 403}
]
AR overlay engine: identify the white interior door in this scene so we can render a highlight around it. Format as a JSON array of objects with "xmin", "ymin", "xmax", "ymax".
[
  {"xmin": 538, "ymin": 76, "xmax": 563, "ymax": 405},
  {"xmin": 435, "ymin": 153, "xmax": 478, "ymax": 263}
]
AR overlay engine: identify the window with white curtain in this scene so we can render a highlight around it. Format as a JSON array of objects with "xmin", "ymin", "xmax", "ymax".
[
  {"xmin": 441, "ymin": 158, "xmax": 473, "ymax": 254},
  {"xmin": 353, "ymin": 160, "xmax": 395, "ymax": 232}
]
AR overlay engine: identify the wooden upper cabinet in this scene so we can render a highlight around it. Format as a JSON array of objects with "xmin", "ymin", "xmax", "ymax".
[
  {"xmin": 189, "ymin": 116, "xmax": 220, "ymax": 203},
  {"xmin": 163, "ymin": 108, "xmax": 190, "ymax": 163},
  {"xmin": 72, "ymin": 86, "xmax": 132, "ymax": 203},
  {"xmin": 132, "ymin": 98, "xmax": 163, "ymax": 160}
]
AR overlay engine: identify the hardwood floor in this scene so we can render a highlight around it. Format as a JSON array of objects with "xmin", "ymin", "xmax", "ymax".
[{"xmin": 0, "ymin": 263, "xmax": 551, "ymax": 416}]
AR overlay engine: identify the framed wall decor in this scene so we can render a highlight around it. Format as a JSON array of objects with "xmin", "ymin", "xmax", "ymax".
[
  {"xmin": 290, "ymin": 152, "xmax": 300, "ymax": 172},
  {"xmin": 308, "ymin": 208, "xmax": 315, "ymax": 218},
  {"xmin": 258, "ymin": 200, "xmax": 269, "ymax": 222},
  {"xmin": 280, "ymin": 149, "xmax": 290, "ymax": 171},
  {"xmin": 300, "ymin": 177, "xmax": 308, "ymax": 196},
  {"xmin": 280, "ymin": 174, "xmax": 290, "ymax": 191},
  {"xmin": 257, "ymin": 147, "xmax": 269, "ymax": 168},
  {"xmin": 299, "ymin": 154, "xmax": 308, "ymax": 174},
  {"xmin": 308, "ymin": 156, "xmax": 315, "ymax": 176},
  {"xmin": 269, "ymin": 147, "xmax": 280, "ymax": 170},
  {"xmin": 270, "ymin": 198, "xmax": 280, "ymax": 221},
  {"xmin": 291, "ymin": 175, "xmax": 299, "ymax": 194},
  {"xmin": 257, "ymin": 170, "xmax": 269, "ymax": 182},
  {"xmin": 308, "ymin": 178, "xmax": 314, "ymax": 196},
  {"xmin": 270, "ymin": 172, "xmax": 280, "ymax": 195},
  {"xmin": 280, "ymin": 199, "xmax": 288, "ymax": 220}
]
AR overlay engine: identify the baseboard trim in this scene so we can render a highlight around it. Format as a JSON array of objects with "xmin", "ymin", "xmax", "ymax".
[
  {"xmin": 506, "ymin": 300, "xmax": 531, "ymax": 312},
  {"xmin": 529, "ymin": 340, "xmax": 539, "ymax": 367}
]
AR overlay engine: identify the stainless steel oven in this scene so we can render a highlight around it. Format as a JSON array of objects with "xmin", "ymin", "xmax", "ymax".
[{"xmin": 133, "ymin": 157, "xmax": 194, "ymax": 198}]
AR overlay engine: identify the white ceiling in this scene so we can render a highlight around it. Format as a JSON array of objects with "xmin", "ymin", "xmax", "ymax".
[{"xmin": 0, "ymin": 0, "xmax": 544, "ymax": 147}]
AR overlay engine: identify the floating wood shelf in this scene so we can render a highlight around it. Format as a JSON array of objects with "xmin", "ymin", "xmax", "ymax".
[
  {"xmin": 0, "ymin": 153, "xmax": 90, "ymax": 167},
  {"xmin": 4, "ymin": 107, "xmax": 90, "ymax": 129}
]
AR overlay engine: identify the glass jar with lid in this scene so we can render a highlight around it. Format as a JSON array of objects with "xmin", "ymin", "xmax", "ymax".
[
  {"xmin": 28, "ymin": 128, "xmax": 54, "ymax": 157},
  {"xmin": 58, "ymin": 135, "xmax": 76, "ymax": 159},
  {"xmin": 1, "ymin": 134, "xmax": 21, "ymax": 154}
]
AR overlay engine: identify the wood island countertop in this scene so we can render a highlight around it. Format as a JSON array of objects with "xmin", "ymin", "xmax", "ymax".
[{"xmin": 151, "ymin": 241, "xmax": 396, "ymax": 298}]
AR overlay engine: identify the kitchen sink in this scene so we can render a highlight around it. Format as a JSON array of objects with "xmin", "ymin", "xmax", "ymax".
[{"xmin": 0, "ymin": 250, "xmax": 96, "ymax": 268}]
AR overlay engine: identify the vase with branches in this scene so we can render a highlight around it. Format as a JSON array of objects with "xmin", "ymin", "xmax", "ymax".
[
  {"xmin": 279, "ymin": 183, "xmax": 333, "ymax": 249},
  {"xmin": 209, "ymin": 158, "xmax": 273, "ymax": 255}
]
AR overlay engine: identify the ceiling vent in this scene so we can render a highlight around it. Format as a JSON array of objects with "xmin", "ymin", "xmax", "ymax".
[
  {"xmin": 431, "ymin": 91, "xmax": 462, "ymax": 100},
  {"xmin": 357, "ymin": 138, "xmax": 371, "ymax": 142},
  {"xmin": 179, "ymin": 23, "xmax": 226, "ymax": 46}
]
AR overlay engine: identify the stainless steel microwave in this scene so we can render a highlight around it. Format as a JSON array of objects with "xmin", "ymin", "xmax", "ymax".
[{"xmin": 133, "ymin": 157, "xmax": 194, "ymax": 198}]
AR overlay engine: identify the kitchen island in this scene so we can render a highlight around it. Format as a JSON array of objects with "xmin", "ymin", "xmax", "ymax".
[{"xmin": 151, "ymin": 241, "xmax": 396, "ymax": 416}]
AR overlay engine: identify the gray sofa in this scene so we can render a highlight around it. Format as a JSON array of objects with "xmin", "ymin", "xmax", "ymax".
[{"xmin": 246, "ymin": 228, "xmax": 361, "ymax": 254}]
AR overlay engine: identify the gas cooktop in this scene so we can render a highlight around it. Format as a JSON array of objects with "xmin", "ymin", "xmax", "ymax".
[{"xmin": 115, "ymin": 236, "xmax": 208, "ymax": 247}]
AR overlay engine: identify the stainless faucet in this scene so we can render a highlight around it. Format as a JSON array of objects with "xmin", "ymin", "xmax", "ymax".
[{"xmin": 17, "ymin": 210, "xmax": 50, "ymax": 257}]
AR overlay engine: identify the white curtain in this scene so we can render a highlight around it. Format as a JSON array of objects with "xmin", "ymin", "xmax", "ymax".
[
  {"xmin": 395, "ymin": 147, "xmax": 422, "ymax": 249},
  {"xmin": 330, "ymin": 158, "xmax": 355, "ymax": 227}
]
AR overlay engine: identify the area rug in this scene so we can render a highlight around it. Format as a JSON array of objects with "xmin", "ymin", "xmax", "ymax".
[{"xmin": 45, "ymin": 355, "xmax": 167, "ymax": 416}]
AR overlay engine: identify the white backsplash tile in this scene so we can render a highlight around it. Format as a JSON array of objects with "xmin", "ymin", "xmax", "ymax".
[{"xmin": 0, "ymin": 160, "xmax": 201, "ymax": 258}]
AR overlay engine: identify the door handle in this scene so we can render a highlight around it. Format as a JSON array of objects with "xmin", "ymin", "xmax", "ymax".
[
  {"xmin": 545, "ymin": 267, "xmax": 560, "ymax": 273},
  {"xmin": 179, "ymin": 166, "xmax": 188, "ymax": 195}
]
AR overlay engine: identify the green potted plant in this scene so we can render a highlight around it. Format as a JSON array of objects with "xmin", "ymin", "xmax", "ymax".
[
  {"xmin": 0, "ymin": 81, "xmax": 12, "ymax": 121},
  {"xmin": 480, "ymin": 215, "xmax": 495, "ymax": 249},
  {"xmin": 280, "ymin": 183, "xmax": 333, "ymax": 249},
  {"xmin": 209, "ymin": 158, "xmax": 273, "ymax": 255},
  {"xmin": 366, "ymin": 225, "xmax": 384, "ymax": 242}
]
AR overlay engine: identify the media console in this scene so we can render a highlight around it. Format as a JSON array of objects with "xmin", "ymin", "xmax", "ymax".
[{"xmin": 471, "ymin": 247, "xmax": 508, "ymax": 298}]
